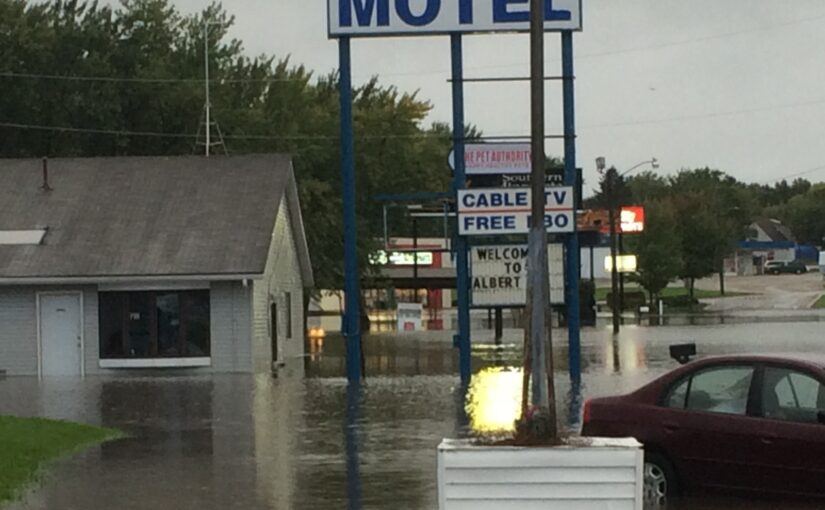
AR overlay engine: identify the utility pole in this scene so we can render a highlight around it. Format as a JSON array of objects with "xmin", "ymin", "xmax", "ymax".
[
  {"xmin": 204, "ymin": 20, "xmax": 211, "ymax": 157},
  {"xmin": 522, "ymin": 0, "xmax": 556, "ymax": 439},
  {"xmin": 607, "ymin": 168, "xmax": 621, "ymax": 335},
  {"xmin": 196, "ymin": 19, "xmax": 227, "ymax": 156}
]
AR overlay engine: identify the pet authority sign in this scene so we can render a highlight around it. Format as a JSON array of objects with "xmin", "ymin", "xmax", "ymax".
[{"xmin": 328, "ymin": 0, "xmax": 583, "ymax": 37}]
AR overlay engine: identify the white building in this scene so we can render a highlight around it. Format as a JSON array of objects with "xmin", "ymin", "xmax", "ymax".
[{"xmin": 0, "ymin": 155, "xmax": 312, "ymax": 376}]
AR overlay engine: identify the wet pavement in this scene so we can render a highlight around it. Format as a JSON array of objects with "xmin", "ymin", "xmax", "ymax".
[{"xmin": 2, "ymin": 321, "xmax": 825, "ymax": 509}]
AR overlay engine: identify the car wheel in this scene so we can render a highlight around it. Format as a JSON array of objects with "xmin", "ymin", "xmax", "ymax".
[
  {"xmin": 644, "ymin": 452, "xmax": 679, "ymax": 506},
  {"xmin": 795, "ymin": 269, "xmax": 803, "ymax": 274}
]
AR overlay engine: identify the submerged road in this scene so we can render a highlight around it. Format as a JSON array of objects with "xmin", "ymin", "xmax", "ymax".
[{"xmin": 3, "ymin": 320, "xmax": 825, "ymax": 509}]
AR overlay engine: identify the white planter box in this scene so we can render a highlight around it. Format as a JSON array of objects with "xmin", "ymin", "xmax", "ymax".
[{"xmin": 438, "ymin": 437, "xmax": 643, "ymax": 510}]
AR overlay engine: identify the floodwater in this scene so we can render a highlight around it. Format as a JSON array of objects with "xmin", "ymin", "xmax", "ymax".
[{"xmin": 2, "ymin": 321, "xmax": 825, "ymax": 509}]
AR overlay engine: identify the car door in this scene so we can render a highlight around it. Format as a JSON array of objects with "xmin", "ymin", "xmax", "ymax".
[
  {"xmin": 654, "ymin": 364, "xmax": 767, "ymax": 492},
  {"xmin": 754, "ymin": 364, "xmax": 825, "ymax": 497}
]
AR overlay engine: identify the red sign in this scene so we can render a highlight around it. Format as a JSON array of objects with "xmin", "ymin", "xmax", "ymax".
[{"xmin": 620, "ymin": 207, "xmax": 645, "ymax": 233}]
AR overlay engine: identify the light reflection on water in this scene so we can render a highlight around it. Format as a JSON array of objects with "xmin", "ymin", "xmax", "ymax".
[{"xmin": 465, "ymin": 367, "xmax": 522, "ymax": 435}]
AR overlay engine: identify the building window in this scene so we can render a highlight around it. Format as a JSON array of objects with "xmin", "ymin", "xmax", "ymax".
[
  {"xmin": 284, "ymin": 292, "xmax": 292, "ymax": 339},
  {"xmin": 99, "ymin": 290, "xmax": 210, "ymax": 359}
]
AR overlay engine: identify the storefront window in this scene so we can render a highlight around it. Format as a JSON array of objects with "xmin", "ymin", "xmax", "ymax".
[{"xmin": 99, "ymin": 290, "xmax": 210, "ymax": 359}]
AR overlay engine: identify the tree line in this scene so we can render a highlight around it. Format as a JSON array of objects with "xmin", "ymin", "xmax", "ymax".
[
  {"xmin": 587, "ymin": 168, "xmax": 821, "ymax": 303},
  {"xmin": 3, "ymin": 0, "xmax": 823, "ymax": 300},
  {"xmin": 0, "ymin": 0, "xmax": 466, "ymax": 293}
]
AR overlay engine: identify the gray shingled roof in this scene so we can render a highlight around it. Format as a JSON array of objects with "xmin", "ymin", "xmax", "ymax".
[
  {"xmin": 753, "ymin": 217, "xmax": 795, "ymax": 243},
  {"xmin": 0, "ymin": 155, "xmax": 312, "ymax": 283}
]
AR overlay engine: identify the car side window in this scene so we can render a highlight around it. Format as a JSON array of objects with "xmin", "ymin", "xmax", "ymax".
[
  {"xmin": 664, "ymin": 377, "xmax": 689, "ymax": 409},
  {"xmin": 686, "ymin": 366, "xmax": 754, "ymax": 415},
  {"xmin": 761, "ymin": 367, "xmax": 825, "ymax": 424}
]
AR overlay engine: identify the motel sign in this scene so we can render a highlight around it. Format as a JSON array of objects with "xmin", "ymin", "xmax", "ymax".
[{"xmin": 328, "ymin": 0, "xmax": 583, "ymax": 37}]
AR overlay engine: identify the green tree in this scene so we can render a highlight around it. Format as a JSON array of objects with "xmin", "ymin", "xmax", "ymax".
[
  {"xmin": 670, "ymin": 191, "xmax": 728, "ymax": 299},
  {"xmin": 0, "ymin": 0, "xmax": 466, "ymax": 295},
  {"xmin": 626, "ymin": 200, "xmax": 682, "ymax": 305},
  {"xmin": 627, "ymin": 171, "xmax": 669, "ymax": 204},
  {"xmin": 767, "ymin": 184, "xmax": 825, "ymax": 245}
]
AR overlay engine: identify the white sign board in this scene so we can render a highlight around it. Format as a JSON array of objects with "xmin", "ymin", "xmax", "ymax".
[
  {"xmin": 604, "ymin": 255, "xmax": 638, "ymax": 273},
  {"xmin": 373, "ymin": 250, "xmax": 434, "ymax": 266},
  {"xmin": 457, "ymin": 187, "xmax": 575, "ymax": 235},
  {"xmin": 449, "ymin": 143, "xmax": 531, "ymax": 175},
  {"xmin": 472, "ymin": 244, "xmax": 565, "ymax": 306},
  {"xmin": 328, "ymin": 0, "xmax": 583, "ymax": 37},
  {"xmin": 397, "ymin": 302, "xmax": 423, "ymax": 331}
]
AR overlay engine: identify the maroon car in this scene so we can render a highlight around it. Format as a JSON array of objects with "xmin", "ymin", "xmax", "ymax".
[{"xmin": 581, "ymin": 350, "xmax": 825, "ymax": 502}]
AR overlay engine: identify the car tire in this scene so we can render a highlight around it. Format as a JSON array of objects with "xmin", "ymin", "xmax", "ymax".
[
  {"xmin": 644, "ymin": 452, "xmax": 679, "ymax": 506},
  {"xmin": 795, "ymin": 269, "xmax": 803, "ymax": 275}
]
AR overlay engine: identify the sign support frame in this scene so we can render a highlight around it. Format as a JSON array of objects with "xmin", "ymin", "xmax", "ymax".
[
  {"xmin": 332, "ymin": 3, "xmax": 584, "ymax": 387},
  {"xmin": 562, "ymin": 31, "xmax": 582, "ymax": 385},
  {"xmin": 339, "ymin": 36, "xmax": 363, "ymax": 384},
  {"xmin": 451, "ymin": 33, "xmax": 472, "ymax": 386}
]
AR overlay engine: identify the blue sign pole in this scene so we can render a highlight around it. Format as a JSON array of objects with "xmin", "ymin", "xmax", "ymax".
[
  {"xmin": 450, "ymin": 33, "xmax": 472, "ymax": 385},
  {"xmin": 339, "ymin": 36, "xmax": 362, "ymax": 383},
  {"xmin": 562, "ymin": 30, "xmax": 582, "ymax": 385}
]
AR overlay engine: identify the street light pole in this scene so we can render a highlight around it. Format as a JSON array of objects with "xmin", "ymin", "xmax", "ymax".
[
  {"xmin": 597, "ymin": 157, "xmax": 659, "ymax": 335},
  {"xmin": 606, "ymin": 168, "xmax": 621, "ymax": 335}
]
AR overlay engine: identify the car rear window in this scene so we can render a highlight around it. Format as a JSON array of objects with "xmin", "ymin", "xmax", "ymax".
[{"xmin": 761, "ymin": 367, "xmax": 825, "ymax": 424}]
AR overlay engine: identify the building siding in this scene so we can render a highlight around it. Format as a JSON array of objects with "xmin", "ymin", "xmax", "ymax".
[
  {"xmin": 251, "ymin": 197, "xmax": 305, "ymax": 373},
  {"xmin": 0, "ymin": 287, "xmax": 37, "ymax": 375},
  {"xmin": 0, "ymin": 286, "xmax": 97, "ymax": 376},
  {"xmin": 210, "ymin": 281, "xmax": 253, "ymax": 373}
]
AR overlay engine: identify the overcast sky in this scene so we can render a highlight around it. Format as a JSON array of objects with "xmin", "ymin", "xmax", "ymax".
[{"xmin": 106, "ymin": 0, "xmax": 825, "ymax": 191}]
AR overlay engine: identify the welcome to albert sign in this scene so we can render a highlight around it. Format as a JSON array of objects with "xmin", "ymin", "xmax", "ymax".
[
  {"xmin": 472, "ymin": 244, "xmax": 565, "ymax": 306},
  {"xmin": 328, "ymin": 0, "xmax": 583, "ymax": 37}
]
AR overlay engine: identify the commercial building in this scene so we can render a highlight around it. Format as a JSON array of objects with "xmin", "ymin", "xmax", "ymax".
[{"xmin": 0, "ymin": 155, "xmax": 312, "ymax": 376}]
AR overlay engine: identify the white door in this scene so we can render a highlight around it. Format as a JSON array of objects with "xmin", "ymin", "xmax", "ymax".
[{"xmin": 40, "ymin": 293, "xmax": 82, "ymax": 376}]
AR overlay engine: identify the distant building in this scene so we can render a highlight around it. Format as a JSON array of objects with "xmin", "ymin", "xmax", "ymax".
[
  {"xmin": 0, "ymin": 155, "xmax": 312, "ymax": 376},
  {"xmin": 727, "ymin": 218, "xmax": 796, "ymax": 275}
]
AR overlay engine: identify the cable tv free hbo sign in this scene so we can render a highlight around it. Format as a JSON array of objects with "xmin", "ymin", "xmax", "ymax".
[
  {"xmin": 328, "ymin": 0, "xmax": 583, "ymax": 37},
  {"xmin": 457, "ymin": 187, "xmax": 574, "ymax": 235}
]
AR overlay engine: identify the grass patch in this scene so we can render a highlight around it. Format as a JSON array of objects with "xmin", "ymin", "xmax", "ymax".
[
  {"xmin": 813, "ymin": 295, "xmax": 825, "ymax": 309},
  {"xmin": 0, "ymin": 416, "xmax": 121, "ymax": 503}
]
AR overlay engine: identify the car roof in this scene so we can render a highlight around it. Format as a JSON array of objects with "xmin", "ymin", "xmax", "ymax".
[{"xmin": 689, "ymin": 353, "xmax": 825, "ymax": 371}]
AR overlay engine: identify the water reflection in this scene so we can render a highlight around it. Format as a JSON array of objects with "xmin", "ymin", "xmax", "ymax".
[
  {"xmin": 4, "ymin": 321, "xmax": 825, "ymax": 509},
  {"xmin": 345, "ymin": 384, "xmax": 362, "ymax": 510}
]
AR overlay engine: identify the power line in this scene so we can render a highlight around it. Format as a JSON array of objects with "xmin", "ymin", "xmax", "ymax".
[
  {"xmin": 578, "ymin": 96, "xmax": 825, "ymax": 131},
  {"xmin": 0, "ymin": 121, "xmax": 448, "ymax": 141},
  {"xmin": 759, "ymin": 165, "xmax": 825, "ymax": 184},
  {"xmin": 361, "ymin": 10, "xmax": 825, "ymax": 78},
  {"xmin": 574, "ymin": 12, "xmax": 825, "ymax": 62},
  {"xmin": 0, "ymin": 71, "xmax": 301, "ymax": 84},
  {"xmin": 3, "ymin": 11, "xmax": 824, "ymax": 85}
]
